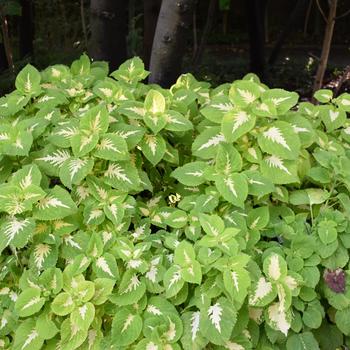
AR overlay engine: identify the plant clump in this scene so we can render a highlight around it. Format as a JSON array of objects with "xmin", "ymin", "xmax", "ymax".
[{"xmin": 1, "ymin": 55, "xmax": 350, "ymax": 349}]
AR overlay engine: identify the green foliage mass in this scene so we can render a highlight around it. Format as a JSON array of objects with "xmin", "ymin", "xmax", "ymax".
[{"xmin": 1, "ymin": 54, "xmax": 350, "ymax": 349}]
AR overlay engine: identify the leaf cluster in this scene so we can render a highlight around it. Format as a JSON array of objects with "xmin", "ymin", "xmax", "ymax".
[{"xmin": 1, "ymin": 55, "xmax": 350, "ymax": 349}]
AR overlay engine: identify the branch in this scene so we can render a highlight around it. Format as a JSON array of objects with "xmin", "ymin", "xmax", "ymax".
[
  {"xmin": 336, "ymin": 8, "xmax": 350, "ymax": 19},
  {"xmin": 315, "ymin": 0, "xmax": 327, "ymax": 21}
]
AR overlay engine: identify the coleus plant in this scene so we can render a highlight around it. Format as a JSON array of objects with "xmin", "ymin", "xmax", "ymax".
[{"xmin": 1, "ymin": 55, "xmax": 350, "ymax": 350}]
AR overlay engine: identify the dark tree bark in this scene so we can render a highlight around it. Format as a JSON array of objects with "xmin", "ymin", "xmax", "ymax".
[
  {"xmin": 246, "ymin": 0, "xmax": 267, "ymax": 79},
  {"xmin": 192, "ymin": 0, "xmax": 217, "ymax": 67},
  {"xmin": 312, "ymin": 0, "xmax": 338, "ymax": 96},
  {"xmin": 89, "ymin": 0, "xmax": 128, "ymax": 71},
  {"xmin": 19, "ymin": 0, "xmax": 34, "ymax": 58},
  {"xmin": 268, "ymin": 0, "xmax": 307, "ymax": 65},
  {"xmin": 0, "ymin": 42, "xmax": 8, "ymax": 72},
  {"xmin": 149, "ymin": 0, "xmax": 196, "ymax": 87},
  {"xmin": 143, "ymin": 0, "xmax": 161, "ymax": 69}
]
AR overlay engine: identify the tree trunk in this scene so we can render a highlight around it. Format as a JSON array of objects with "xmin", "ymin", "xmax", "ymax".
[
  {"xmin": 149, "ymin": 0, "xmax": 196, "ymax": 87},
  {"xmin": 268, "ymin": 0, "xmax": 306, "ymax": 66},
  {"xmin": 192, "ymin": 0, "xmax": 217, "ymax": 67},
  {"xmin": 19, "ymin": 0, "xmax": 34, "ymax": 58},
  {"xmin": 312, "ymin": 0, "xmax": 337, "ymax": 96},
  {"xmin": 89, "ymin": 0, "xmax": 128, "ymax": 71},
  {"xmin": 143, "ymin": 0, "xmax": 161, "ymax": 69},
  {"xmin": 0, "ymin": 9, "xmax": 14, "ymax": 73},
  {"xmin": 246, "ymin": 0, "xmax": 267, "ymax": 79},
  {"xmin": 0, "ymin": 42, "xmax": 8, "ymax": 72}
]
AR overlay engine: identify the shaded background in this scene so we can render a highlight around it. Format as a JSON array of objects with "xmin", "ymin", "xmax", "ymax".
[{"xmin": 0, "ymin": 0, "xmax": 349, "ymax": 97}]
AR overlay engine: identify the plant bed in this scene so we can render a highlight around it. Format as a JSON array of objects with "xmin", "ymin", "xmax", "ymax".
[{"xmin": 1, "ymin": 55, "xmax": 350, "ymax": 349}]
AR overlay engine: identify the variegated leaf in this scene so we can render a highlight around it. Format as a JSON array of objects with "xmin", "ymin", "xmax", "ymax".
[
  {"xmin": 261, "ymin": 88, "xmax": 298, "ymax": 114},
  {"xmin": 260, "ymin": 155, "xmax": 299, "ymax": 184},
  {"xmin": 263, "ymin": 253, "xmax": 288, "ymax": 282},
  {"xmin": 171, "ymin": 161, "xmax": 209, "ymax": 186},
  {"xmin": 200, "ymin": 96, "xmax": 234, "ymax": 124},
  {"xmin": 59, "ymin": 157, "xmax": 94, "ymax": 189},
  {"xmin": 139, "ymin": 134, "xmax": 166, "ymax": 165},
  {"xmin": 110, "ymin": 270, "xmax": 146, "ymax": 306},
  {"xmin": 104, "ymin": 161, "xmax": 140, "ymax": 190},
  {"xmin": 221, "ymin": 109, "xmax": 256, "ymax": 142},
  {"xmin": 48, "ymin": 120, "xmax": 79, "ymax": 148},
  {"xmin": 229, "ymin": 80, "xmax": 261, "ymax": 107},
  {"xmin": 192, "ymin": 127, "xmax": 226, "ymax": 159},
  {"xmin": 200, "ymin": 297, "xmax": 237, "ymax": 345},
  {"xmin": 111, "ymin": 308, "xmax": 143, "ymax": 346},
  {"xmin": 258, "ymin": 121, "xmax": 300, "ymax": 160},
  {"xmin": 33, "ymin": 186, "xmax": 77, "ymax": 220},
  {"xmin": 94, "ymin": 133, "xmax": 129, "ymax": 161},
  {"xmin": 15, "ymin": 288, "xmax": 45, "ymax": 317},
  {"xmin": 249, "ymin": 276, "xmax": 277, "ymax": 307},
  {"xmin": 181, "ymin": 311, "xmax": 208, "ymax": 350},
  {"xmin": 215, "ymin": 173, "xmax": 248, "ymax": 208},
  {"xmin": 13, "ymin": 319, "xmax": 44, "ymax": 350},
  {"xmin": 164, "ymin": 110, "xmax": 193, "ymax": 132},
  {"xmin": 266, "ymin": 302, "xmax": 291, "ymax": 336},
  {"xmin": 70, "ymin": 302, "xmax": 95, "ymax": 331},
  {"xmin": 0, "ymin": 216, "xmax": 35, "ymax": 253}
]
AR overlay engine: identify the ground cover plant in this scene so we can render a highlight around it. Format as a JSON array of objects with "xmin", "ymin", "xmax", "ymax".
[{"xmin": 1, "ymin": 55, "xmax": 350, "ymax": 349}]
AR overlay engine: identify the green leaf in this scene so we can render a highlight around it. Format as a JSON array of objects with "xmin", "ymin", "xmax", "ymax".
[
  {"xmin": 335, "ymin": 308, "xmax": 350, "ymax": 335},
  {"xmin": 35, "ymin": 308, "xmax": 59, "ymax": 340},
  {"xmin": 139, "ymin": 134, "xmax": 166, "ymax": 165},
  {"xmin": 263, "ymin": 253, "xmax": 288, "ymax": 282},
  {"xmin": 302, "ymin": 304, "xmax": 323, "ymax": 329},
  {"xmin": 286, "ymin": 332, "xmax": 320, "ymax": 350},
  {"xmin": 289, "ymin": 189, "xmax": 329, "ymax": 206},
  {"xmin": 258, "ymin": 121, "xmax": 301, "ymax": 160},
  {"xmin": 163, "ymin": 265, "xmax": 185, "ymax": 298},
  {"xmin": 215, "ymin": 143, "xmax": 242, "ymax": 174},
  {"xmin": 249, "ymin": 277, "xmax": 277, "ymax": 307},
  {"xmin": 199, "ymin": 213, "xmax": 225, "ymax": 236},
  {"xmin": 171, "ymin": 161, "xmax": 209, "ymax": 186},
  {"xmin": 243, "ymin": 170, "xmax": 275, "ymax": 197},
  {"xmin": 320, "ymin": 105, "xmax": 346, "ymax": 132},
  {"xmin": 192, "ymin": 127, "xmax": 226, "ymax": 159},
  {"xmin": 111, "ymin": 57, "xmax": 149, "ymax": 84},
  {"xmin": 15, "ymin": 64, "xmax": 41, "ymax": 96},
  {"xmin": 13, "ymin": 319, "xmax": 44, "ymax": 350},
  {"xmin": 51, "ymin": 292, "xmax": 75, "ymax": 316},
  {"xmin": 110, "ymin": 270, "xmax": 146, "ymax": 306},
  {"xmin": 0, "ymin": 216, "xmax": 35, "ymax": 253},
  {"xmin": 200, "ymin": 96, "xmax": 234, "ymax": 124},
  {"xmin": 94, "ymin": 133, "xmax": 129, "ymax": 161},
  {"xmin": 223, "ymin": 267, "xmax": 250, "ymax": 303},
  {"xmin": 59, "ymin": 157, "xmax": 94, "ymax": 189},
  {"xmin": 215, "ymin": 173, "xmax": 248, "ymax": 208},
  {"xmin": 314, "ymin": 89, "xmax": 333, "ymax": 103},
  {"xmin": 145, "ymin": 89, "xmax": 166, "ymax": 114},
  {"xmin": 261, "ymin": 88, "xmax": 299, "ymax": 114},
  {"xmin": 181, "ymin": 311, "xmax": 208, "ymax": 350},
  {"xmin": 247, "ymin": 206, "xmax": 269, "ymax": 230},
  {"xmin": 111, "ymin": 308, "xmax": 143, "ymax": 346},
  {"xmin": 200, "ymin": 297, "xmax": 237, "ymax": 345},
  {"xmin": 221, "ymin": 109, "xmax": 256, "ymax": 142},
  {"xmin": 164, "ymin": 110, "xmax": 193, "ymax": 132},
  {"xmin": 318, "ymin": 220, "xmax": 337, "ymax": 245},
  {"xmin": 91, "ymin": 278, "xmax": 115, "ymax": 305},
  {"xmin": 229, "ymin": 80, "xmax": 261, "ymax": 107},
  {"xmin": 70, "ymin": 302, "xmax": 95, "ymax": 330},
  {"xmin": 15, "ymin": 288, "xmax": 45, "ymax": 317},
  {"xmin": 335, "ymin": 92, "xmax": 350, "ymax": 112},
  {"xmin": 33, "ymin": 186, "xmax": 77, "ymax": 220},
  {"xmin": 71, "ymin": 53, "xmax": 91, "ymax": 75},
  {"xmin": 260, "ymin": 155, "xmax": 299, "ymax": 184},
  {"xmin": 104, "ymin": 161, "xmax": 140, "ymax": 190}
]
